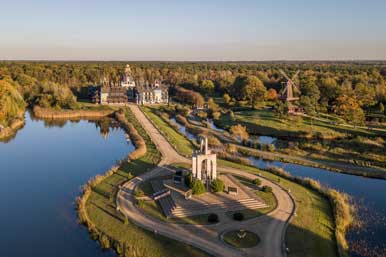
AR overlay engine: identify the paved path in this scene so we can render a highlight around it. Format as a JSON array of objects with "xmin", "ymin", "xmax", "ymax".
[{"xmin": 117, "ymin": 104, "xmax": 295, "ymax": 257}]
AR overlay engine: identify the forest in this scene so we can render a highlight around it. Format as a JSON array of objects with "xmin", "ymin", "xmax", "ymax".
[{"xmin": 0, "ymin": 61, "xmax": 386, "ymax": 127}]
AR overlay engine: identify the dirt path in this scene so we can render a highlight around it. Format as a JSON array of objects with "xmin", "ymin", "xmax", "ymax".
[{"xmin": 117, "ymin": 104, "xmax": 295, "ymax": 257}]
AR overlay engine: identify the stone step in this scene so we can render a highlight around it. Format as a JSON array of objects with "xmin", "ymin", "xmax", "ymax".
[
  {"xmin": 170, "ymin": 199, "xmax": 268, "ymax": 218},
  {"xmin": 171, "ymin": 198, "xmax": 264, "ymax": 210}
]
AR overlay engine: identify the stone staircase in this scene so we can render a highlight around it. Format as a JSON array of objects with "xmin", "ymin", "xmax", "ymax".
[
  {"xmin": 150, "ymin": 180, "xmax": 176, "ymax": 218},
  {"xmin": 150, "ymin": 179, "xmax": 268, "ymax": 218},
  {"xmin": 170, "ymin": 198, "xmax": 268, "ymax": 218}
]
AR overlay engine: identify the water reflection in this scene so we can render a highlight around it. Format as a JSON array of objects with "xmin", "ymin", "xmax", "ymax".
[
  {"xmin": 170, "ymin": 117, "xmax": 196, "ymax": 140},
  {"xmin": 0, "ymin": 112, "xmax": 133, "ymax": 257},
  {"xmin": 247, "ymin": 156, "xmax": 386, "ymax": 257}
]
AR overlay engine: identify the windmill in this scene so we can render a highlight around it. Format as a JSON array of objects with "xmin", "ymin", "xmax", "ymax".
[{"xmin": 278, "ymin": 69, "xmax": 302, "ymax": 113}]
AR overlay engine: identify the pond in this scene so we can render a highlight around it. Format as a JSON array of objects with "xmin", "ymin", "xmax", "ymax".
[
  {"xmin": 170, "ymin": 117, "xmax": 196, "ymax": 140},
  {"xmin": 248, "ymin": 156, "xmax": 386, "ymax": 257},
  {"xmin": 0, "ymin": 112, "xmax": 134, "ymax": 257}
]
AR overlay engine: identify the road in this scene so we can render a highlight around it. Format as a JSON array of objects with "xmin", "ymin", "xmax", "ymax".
[{"xmin": 117, "ymin": 104, "xmax": 295, "ymax": 257}]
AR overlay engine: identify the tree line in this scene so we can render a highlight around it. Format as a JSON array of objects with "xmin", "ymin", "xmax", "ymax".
[{"xmin": 1, "ymin": 61, "xmax": 386, "ymax": 125}]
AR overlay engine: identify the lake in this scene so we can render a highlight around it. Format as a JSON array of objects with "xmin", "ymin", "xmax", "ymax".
[{"xmin": 0, "ymin": 113, "xmax": 134, "ymax": 257}]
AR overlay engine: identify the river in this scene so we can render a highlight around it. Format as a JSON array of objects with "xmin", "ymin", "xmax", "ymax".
[
  {"xmin": 175, "ymin": 117, "xmax": 386, "ymax": 257},
  {"xmin": 0, "ymin": 112, "xmax": 134, "ymax": 257}
]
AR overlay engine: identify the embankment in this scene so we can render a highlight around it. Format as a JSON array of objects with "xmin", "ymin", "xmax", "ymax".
[
  {"xmin": 33, "ymin": 106, "xmax": 114, "ymax": 119},
  {"xmin": 0, "ymin": 118, "xmax": 25, "ymax": 140}
]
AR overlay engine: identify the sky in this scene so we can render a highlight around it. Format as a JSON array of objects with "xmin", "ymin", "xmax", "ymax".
[{"xmin": 1, "ymin": 0, "xmax": 386, "ymax": 61}]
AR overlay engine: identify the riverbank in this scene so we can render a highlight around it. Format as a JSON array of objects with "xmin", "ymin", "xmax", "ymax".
[
  {"xmin": 0, "ymin": 118, "xmax": 25, "ymax": 141},
  {"xmin": 33, "ymin": 105, "xmax": 115, "ymax": 119},
  {"xmin": 77, "ymin": 107, "xmax": 208, "ymax": 257},
  {"xmin": 142, "ymin": 105, "xmax": 354, "ymax": 257}
]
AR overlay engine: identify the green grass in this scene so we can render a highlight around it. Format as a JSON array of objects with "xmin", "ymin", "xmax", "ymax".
[
  {"xmin": 218, "ymin": 160, "xmax": 338, "ymax": 257},
  {"xmin": 218, "ymin": 108, "xmax": 386, "ymax": 138},
  {"xmin": 85, "ymin": 108, "xmax": 209, "ymax": 257},
  {"xmin": 144, "ymin": 107, "xmax": 339, "ymax": 256},
  {"xmin": 142, "ymin": 106, "xmax": 194, "ymax": 157},
  {"xmin": 223, "ymin": 230, "xmax": 260, "ymax": 248}
]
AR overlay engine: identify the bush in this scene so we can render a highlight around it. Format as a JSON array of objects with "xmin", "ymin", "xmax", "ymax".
[
  {"xmin": 211, "ymin": 178, "xmax": 225, "ymax": 192},
  {"xmin": 207, "ymin": 213, "xmax": 219, "ymax": 223},
  {"xmin": 262, "ymin": 185, "xmax": 272, "ymax": 193},
  {"xmin": 252, "ymin": 178, "xmax": 262, "ymax": 186},
  {"xmin": 268, "ymin": 144, "xmax": 276, "ymax": 152},
  {"xmin": 99, "ymin": 234, "xmax": 111, "ymax": 249},
  {"xmin": 192, "ymin": 179, "xmax": 206, "ymax": 195},
  {"xmin": 233, "ymin": 212, "xmax": 244, "ymax": 221},
  {"xmin": 185, "ymin": 173, "xmax": 193, "ymax": 188},
  {"xmin": 134, "ymin": 189, "xmax": 144, "ymax": 198}
]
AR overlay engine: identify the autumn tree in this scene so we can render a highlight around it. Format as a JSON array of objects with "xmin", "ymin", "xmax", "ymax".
[
  {"xmin": 230, "ymin": 75, "xmax": 266, "ymax": 107},
  {"xmin": 333, "ymin": 95, "xmax": 365, "ymax": 126},
  {"xmin": 200, "ymin": 80, "xmax": 215, "ymax": 95},
  {"xmin": 230, "ymin": 124, "xmax": 249, "ymax": 141},
  {"xmin": 319, "ymin": 77, "xmax": 340, "ymax": 111},
  {"xmin": 354, "ymin": 83, "xmax": 376, "ymax": 110},
  {"xmin": 0, "ymin": 79, "xmax": 26, "ymax": 126},
  {"xmin": 223, "ymin": 93, "xmax": 231, "ymax": 105},
  {"xmin": 265, "ymin": 88, "xmax": 278, "ymax": 101}
]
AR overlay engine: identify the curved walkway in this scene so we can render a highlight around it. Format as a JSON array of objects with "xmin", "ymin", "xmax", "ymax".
[{"xmin": 117, "ymin": 104, "xmax": 295, "ymax": 257}]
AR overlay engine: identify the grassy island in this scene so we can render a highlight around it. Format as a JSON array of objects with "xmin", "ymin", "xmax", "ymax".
[
  {"xmin": 77, "ymin": 107, "xmax": 209, "ymax": 257},
  {"xmin": 143, "ymin": 106, "xmax": 354, "ymax": 257}
]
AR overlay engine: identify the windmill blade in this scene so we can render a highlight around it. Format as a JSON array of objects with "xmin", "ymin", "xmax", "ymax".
[
  {"xmin": 279, "ymin": 69, "xmax": 291, "ymax": 81},
  {"xmin": 292, "ymin": 70, "xmax": 300, "ymax": 80},
  {"xmin": 291, "ymin": 81, "xmax": 301, "ymax": 93}
]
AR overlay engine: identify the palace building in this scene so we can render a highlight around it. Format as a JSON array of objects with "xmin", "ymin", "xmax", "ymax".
[{"xmin": 90, "ymin": 65, "xmax": 169, "ymax": 105}]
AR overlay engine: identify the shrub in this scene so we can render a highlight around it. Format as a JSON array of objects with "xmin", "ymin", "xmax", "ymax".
[
  {"xmin": 192, "ymin": 179, "xmax": 206, "ymax": 195},
  {"xmin": 207, "ymin": 213, "xmax": 219, "ymax": 223},
  {"xmin": 233, "ymin": 212, "xmax": 244, "ymax": 221},
  {"xmin": 211, "ymin": 178, "xmax": 225, "ymax": 192},
  {"xmin": 134, "ymin": 189, "xmax": 144, "ymax": 198},
  {"xmin": 137, "ymin": 199, "xmax": 145, "ymax": 208},
  {"xmin": 185, "ymin": 173, "xmax": 193, "ymax": 188},
  {"xmin": 123, "ymin": 215, "xmax": 129, "ymax": 225},
  {"xmin": 268, "ymin": 144, "xmax": 276, "ymax": 152},
  {"xmin": 99, "ymin": 234, "xmax": 111, "ymax": 249},
  {"xmin": 262, "ymin": 185, "xmax": 272, "ymax": 193},
  {"xmin": 252, "ymin": 178, "xmax": 262, "ymax": 186},
  {"xmin": 196, "ymin": 110, "xmax": 208, "ymax": 120}
]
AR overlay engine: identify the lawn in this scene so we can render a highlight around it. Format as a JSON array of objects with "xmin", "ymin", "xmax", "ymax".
[
  {"xmin": 99, "ymin": 106, "xmax": 339, "ymax": 257},
  {"xmin": 85, "ymin": 107, "xmax": 209, "ymax": 257},
  {"xmin": 223, "ymin": 230, "xmax": 260, "ymax": 248},
  {"xmin": 142, "ymin": 106, "xmax": 194, "ymax": 157},
  {"xmin": 217, "ymin": 108, "xmax": 386, "ymax": 138},
  {"xmin": 218, "ymin": 160, "xmax": 338, "ymax": 257}
]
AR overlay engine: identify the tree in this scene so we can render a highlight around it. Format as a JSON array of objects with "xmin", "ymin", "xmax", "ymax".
[
  {"xmin": 192, "ymin": 179, "xmax": 206, "ymax": 195},
  {"xmin": 354, "ymin": 83, "xmax": 376, "ymax": 110},
  {"xmin": 333, "ymin": 95, "xmax": 365, "ymax": 126},
  {"xmin": 230, "ymin": 124, "xmax": 249, "ymax": 141},
  {"xmin": 319, "ymin": 77, "xmax": 340, "ymax": 111},
  {"xmin": 379, "ymin": 102, "xmax": 385, "ymax": 114},
  {"xmin": 223, "ymin": 93, "xmax": 231, "ymax": 105},
  {"xmin": 300, "ymin": 75, "xmax": 320, "ymax": 113},
  {"xmin": 252, "ymin": 178, "xmax": 262, "ymax": 186},
  {"xmin": 274, "ymin": 101, "xmax": 288, "ymax": 118},
  {"xmin": 0, "ymin": 79, "xmax": 26, "ymax": 126},
  {"xmin": 200, "ymin": 80, "xmax": 215, "ymax": 95},
  {"xmin": 211, "ymin": 179, "xmax": 225, "ymax": 192},
  {"xmin": 265, "ymin": 88, "xmax": 278, "ymax": 101},
  {"xmin": 230, "ymin": 75, "xmax": 266, "ymax": 107}
]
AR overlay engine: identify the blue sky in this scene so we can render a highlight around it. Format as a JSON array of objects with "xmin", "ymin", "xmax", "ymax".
[{"xmin": 1, "ymin": 0, "xmax": 386, "ymax": 60}]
